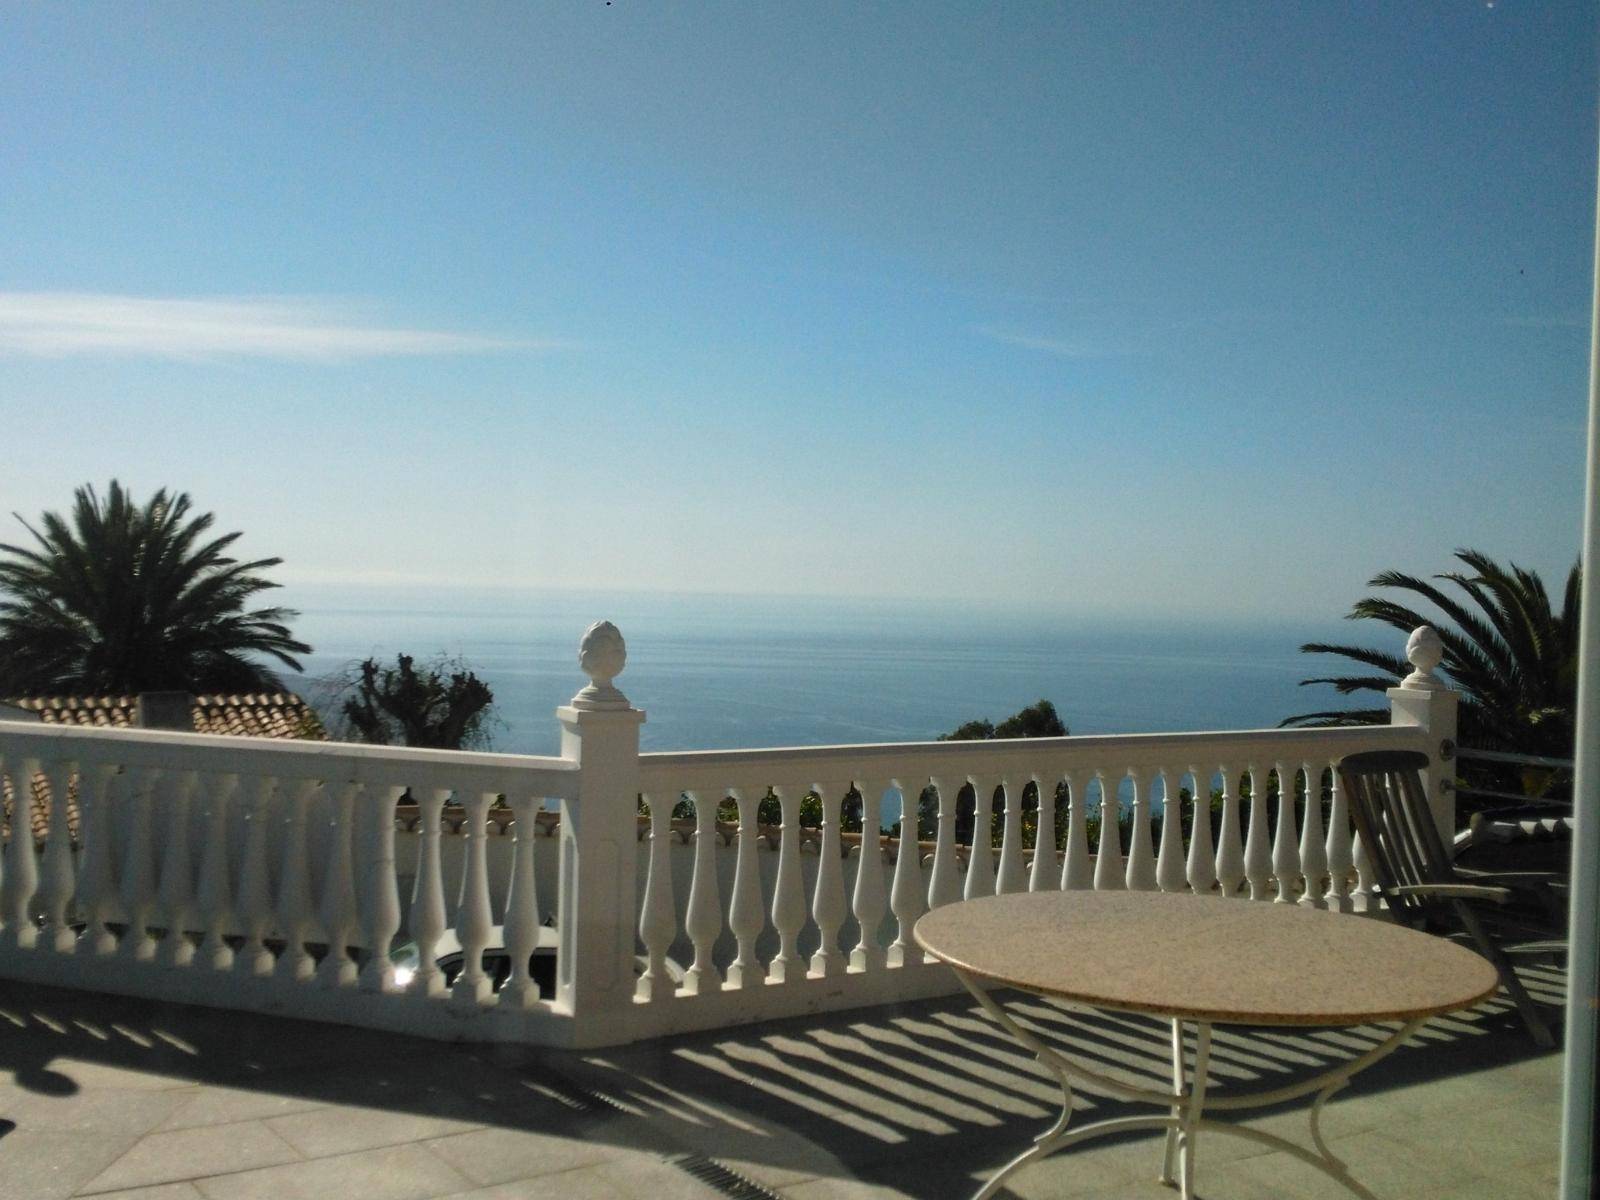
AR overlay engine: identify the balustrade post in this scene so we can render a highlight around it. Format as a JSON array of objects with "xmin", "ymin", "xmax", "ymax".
[
  {"xmin": 1154, "ymin": 768, "xmax": 1187, "ymax": 893},
  {"xmin": 357, "ymin": 784, "xmax": 405, "ymax": 992},
  {"xmin": 1, "ymin": 756, "xmax": 41, "ymax": 949},
  {"xmin": 1324, "ymin": 767, "xmax": 1354, "ymax": 912},
  {"xmin": 78, "ymin": 764, "xmax": 121, "ymax": 956},
  {"xmin": 850, "ymin": 781, "xmax": 888, "ymax": 969},
  {"xmin": 682, "ymin": 789, "xmax": 724, "ymax": 993},
  {"xmin": 556, "ymin": 621, "xmax": 646, "ymax": 1042},
  {"xmin": 726, "ymin": 786, "xmax": 764, "ymax": 988},
  {"xmin": 500, "ymin": 791, "xmax": 544, "ymax": 1007},
  {"xmin": 275, "ymin": 779, "xmax": 319, "ymax": 981},
  {"xmin": 768, "ymin": 783, "xmax": 807, "ymax": 983},
  {"xmin": 1185, "ymin": 768, "xmax": 1217, "ymax": 896},
  {"xmin": 121, "ymin": 767, "xmax": 160, "ymax": 959},
  {"xmin": 451, "ymin": 789, "xmax": 496, "ymax": 1006},
  {"xmin": 1298, "ymin": 762, "xmax": 1329, "ymax": 910},
  {"xmin": 1093, "ymin": 772, "xmax": 1125, "ymax": 891},
  {"xmin": 1215, "ymin": 766, "xmax": 1245, "ymax": 898},
  {"xmin": 317, "ymin": 782, "xmax": 360, "ymax": 987},
  {"xmin": 408, "ymin": 788, "xmax": 450, "ymax": 997},
  {"xmin": 965, "ymin": 778, "xmax": 996, "ymax": 899},
  {"xmin": 157, "ymin": 771, "xmax": 199, "ymax": 967},
  {"xmin": 195, "ymin": 773, "xmax": 238, "ymax": 969},
  {"xmin": 1125, "ymin": 771, "xmax": 1158, "ymax": 891},
  {"xmin": 1242, "ymin": 765, "xmax": 1272, "ymax": 901},
  {"xmin": 1387, "ymin": 625, "xmax": 1462, "ymax": 838},
  {"xmin": 1271, "ymin": 761, "xmax": 1302, "ymax": 904}
]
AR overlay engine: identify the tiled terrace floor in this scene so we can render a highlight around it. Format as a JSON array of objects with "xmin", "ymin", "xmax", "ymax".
[{"xmin": 0, "ymin": 964, "xmax": 1565, "ymax": 1200}]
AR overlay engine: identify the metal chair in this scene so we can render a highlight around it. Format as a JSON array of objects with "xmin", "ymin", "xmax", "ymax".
[{"xmin": 1336, "ymin": 749, "xmax": 1563, "ymax": 1048}]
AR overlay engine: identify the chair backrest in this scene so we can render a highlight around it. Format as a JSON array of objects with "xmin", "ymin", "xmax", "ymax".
[{"xmin": 1337, "ymin": 749, "xmax": 1451, "ymax": 929}]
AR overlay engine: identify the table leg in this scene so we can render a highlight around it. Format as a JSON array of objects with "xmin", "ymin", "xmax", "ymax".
[{"xmin": 952, "ymin": 968, "xmax": 1423, "ymax": 1200}]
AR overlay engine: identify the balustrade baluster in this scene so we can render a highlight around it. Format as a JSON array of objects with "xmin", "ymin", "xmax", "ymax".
[
  {"xmin": 275, "ymin": 779, "xmax": 319, "ymax": 981},
  {"xmin": 850, "ymin": 781, "xmax": 888, "ymax": 970},
  {"xmin": 725, "ymin": 787, "xmax": 764, "ymax": 989},
  {"xmin": 995, "ymin": 777, "xmax": 1027, "ymax": 895},
  {"xmin": 357, "ymin": 784, "xmax": 405, "ymax": 992},
  {"xmin": 964, "ymin": 778, "xmax": 996, "ymax": 899},
  {"xmin": 809, "ymin": 784, "xmax": 847, "ymax": 977},
  {"xmin": 768, "ymin": 784, "xmax": 807, "ymax": 983},
  {"xmin": 194, "ymin": 774, "xmax": 237, "ymax": 969},
  {"xmin": 1352, "ymin": 829, "xmax": 1375, "ymax": 913},
  {"xmin": 1154, "ymin": 768, "xmax": 1186, "ymax": 893},
  {"xmin": 1029, "ymin": 775, "xmax": 1057, "ymax": 892},
  {"xmin": 1185, "ymin": 768, "xmax": 1218, "ymax": 896},
  {"xmin": 1126, "ymin": 771, "xmax": 1158, "ymax": 891},
  {"xmin": 1324, "ymin": 767, "xmax": 1354, "ymax": 912},
  {"xmin": 499, "ymin": 791, "xmax": 543, "ymax": 1007},
  {"xmin": 116, "ymin": 767, "xmax": 161, "ymax": 959},
  {"xmin": 235, "ymin": 775, "xmax": 277, "ymax": 975},
  {"xmin": 888, "ymin": 776, "xmax": 927, "ymax": 967},
  {"xmin": 407, "ymin": 788, "xmax": 449, "ymax": 996},
  {"xmin": 926, "ymin": 776, "xmax": 963, "ymax": 909},
  {"xmin": 1271, "ymin": 761, "xmax": 1303, "ymax": 904},
  {"xmin": 77, "ymin": 764, "xmax": 121, "ymax": 956},
  {"xmin": 452, "ymin": 789, "xmax": 495, "ymax": 1005},
  {"xmin": 317, "ymin": 782, "xmax": 360, "ymax": 987},
  {"xmin": 1298, "ymin": 763, "xmax": 1329, "ymax": 910},
  {"xmin": 1, "ymin": 756, "xmax": 41, "ymax": 948},
  {"xmin": 1060, "ymin": 773, "xmax": 1091, "ymax": 890},
  {"xmin": 38, "ymin": 760, "xmax": 78, "ymax": 952},
  {"xmin": 157, "ymin": 771, "xmax": 199, "ymax": 967},
  {"xmin": 636, "ymin": 791, "xmax": 677, "ymax": 1001},
  {"xmin": 683, "ymin": 789, "xmax": 724, "ymax": 993},
  {"xmin": 1093, "ymin": 772, "xmax": 1125, "ymax": 891},
  {"xmin": 1215, "ymin": 766, "xmax": 1245, "ymax": 898},
  {"xmin": 1242, "ymin": 765, "xmax": 1273, "ymax": 901}
]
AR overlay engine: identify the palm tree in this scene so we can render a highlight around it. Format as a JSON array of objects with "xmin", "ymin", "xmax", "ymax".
[
  {"xmin": 0, "ymin": 481, "xmax": 311, "ymax": 695},
  {"xmin": 1283, "ymin": 548, "xmax": 1579, "ymax": 762}
]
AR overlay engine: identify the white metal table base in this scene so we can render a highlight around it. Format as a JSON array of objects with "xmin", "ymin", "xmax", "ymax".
[{"xmin": 954, "ymin": 969, "xmax": 1426, "ymax": 1200}]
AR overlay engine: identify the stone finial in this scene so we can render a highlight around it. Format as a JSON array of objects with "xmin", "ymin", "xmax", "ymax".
[
  {"xmin": 572, "ymin": 620, "xmax": 630, "ymax": 710},
  {"xmin": 1401, "ymin": 625, "xmax": 1445, "ymax": 690}
]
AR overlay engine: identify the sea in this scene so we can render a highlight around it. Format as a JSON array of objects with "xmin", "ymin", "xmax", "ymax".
[{"xmin": 281, "ymin": 585, "xmax": 1356, "ymax": 759}]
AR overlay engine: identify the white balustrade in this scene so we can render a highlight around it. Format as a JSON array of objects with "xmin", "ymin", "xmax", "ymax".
[
  {"xmin": 682, "ymin": 789, "xmax": 724, "ymax": 993},
  {"xmin": 1029, "ymin": 775, "xmax": 1057, "ymax": 892},
  {"xmin": 769, "ymin": 784, "xmax": 807, "ymax": 984},
  {"xmin": 1185, "ymin": 768, "xmax": 1217, "ymax": 896},
  {"xmin": 38, "ymin": 759, "xmax": 77, "ymax": 952},
  {"xmin": 1214, "ymin": 766, "xmax": 1244, "ymax": 898},
  {"xmin": 850, "ymin": 782, "xmax": 888, "ymax": 970},
  {"xmin": 965, "ymin": 778, "xmax": 996, "ymax": 899},
  {"xmin": 1297, "ymin": 762, "xmax": 1329, "ymax": 910},
  {"xmin": 1324, "ymin": 769, "xmax": 1354, "ymax": 911},
  {"xmin": 810, "ymin": 784, "xmax": 848, "ymax": 977},
  {"xmin": 409, "ymin": 788, "xmax": 450, "ymax": 997},
  {"xmin": 887, "ymin": 777, "xmax": 927, "ymax": 966},
  {"xmin": 317, "ymin": 782, "xmax": 360, "ymax": 988},
  {"xmin": 636, "ymin": 792, "xmax": 676, "ymax": 1001},
  {"xmin": 0, "ymin": 619, "xmax": 1451, "ymax": 1051},
  {"xmin": 1155, "ymin": 768, "xmax": 1187, "ymax": 893},
  {"xmin": 1060, "ymin": 773, "xmax": 1091, "ymax": 890},
  {"xmin": 275, "ymin": 779, "xmax": 318, "ymax": 981},
  {"xmin": 500, "ymin": 791, "xmax": 543, "ymax": 1007},
  {"xmin": 1093, "ymin": 773, "xmax": 1124, "ymax": 891},
  {"xmin": 725, "ymin": 787, "xmax": 764, "ymax": 989},
  {"xmin": 1242, "ymin": 765, "xmax": 1273, "ymax": 901},
  {"xmin": 995, "ymin": 778, "xmax": 1027, "ymax": 895},
  {"xmin": 1271, "ymin": 761, "xmax": 1303, "ymax": 904},
  {"xmin": 926, "ymin": 776, "xmax": 963, "ymax": 908},
  {"xmin": 452, "ymin": 789, "xmax": 495, "ymax": 1006}
]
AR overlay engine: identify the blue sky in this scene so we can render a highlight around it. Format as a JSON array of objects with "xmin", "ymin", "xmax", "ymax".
[{"xmin": 1, "ymin": 2, "xmax": 1595, "ymax": 622}]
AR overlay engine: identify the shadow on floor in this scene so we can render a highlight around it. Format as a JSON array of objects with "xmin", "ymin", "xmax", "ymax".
[{"xmin": 0, "ymin": 963, "xmax": 1567, "ymax": 1199}]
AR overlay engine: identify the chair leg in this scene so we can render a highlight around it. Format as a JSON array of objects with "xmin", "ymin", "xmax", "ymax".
[{"xmin": 1453, "ymin": 902, "xmax": 1555, "ymax": 1049}]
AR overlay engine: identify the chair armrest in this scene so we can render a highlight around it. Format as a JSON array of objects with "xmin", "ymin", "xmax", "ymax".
[
  {"xmin": 1391, "ymin": 883, "xmax": 1513, "ymax": 904},
  {"xmin": 1455, "ymin": 868, "xmax": 1564, "ymax": 885}
]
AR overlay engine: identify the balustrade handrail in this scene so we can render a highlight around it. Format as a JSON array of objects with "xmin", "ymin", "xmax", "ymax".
[
  {"xmin": 639, "ymin": 723, "xmax": 1427, "ymax": 791},
  {"xmin": 0, "ymin": 720, "xmax": 579, "ymax": 797}
]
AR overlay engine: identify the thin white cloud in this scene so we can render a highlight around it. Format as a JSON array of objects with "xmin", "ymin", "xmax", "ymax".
[
  {"xmin": 0, "ymin": 292, "xmax": 559, "ymax": 360},
  {"xmin": 974, "ymin": 324, "xmax": 1112, "ymax": 358}
]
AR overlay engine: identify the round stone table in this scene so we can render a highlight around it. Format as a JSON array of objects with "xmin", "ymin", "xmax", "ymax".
[{"xmin": 914, "ymin": 891, "xmax": 1499, "ymax": 1200}]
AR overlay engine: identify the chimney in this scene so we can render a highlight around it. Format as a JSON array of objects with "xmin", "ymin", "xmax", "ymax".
[{"xmin": 136, "ymin": 692, "xmax": 194, "ymax": 732}]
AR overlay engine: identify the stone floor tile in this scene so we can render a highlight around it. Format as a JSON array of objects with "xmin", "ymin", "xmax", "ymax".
[
  {"xmin": 265, "ymin": 1105, "xmax": 481, "ymax": 1158},
  {"xmin": 78, "ymin": 1121, "xmax": 301, "ymax": 1195},
  {"xmin": 421, "ymin": 1126, "xmax": 616, "ymax": 1187},
  {"xmin": 156, "ymin": 1086, "xmax": 326, "ymax": 1132},
  {"xmin": 0, "ymin": 1129, "xmax": 138, "ymax": 1200},
  {"xmin": 0, "ymin": 1081, "xmax": 188, "ymax": 1136},
  {"xmin": 191, "ymin": 1143, "xmax": 470, "ymax": 1200},
  {"xmin": 72, "ymin": 1185, "xmax": 206, "ymax": 1200},
  {"xmin": 779, "ymin": 1177, "xmax": 915, "ymax": 1200}
]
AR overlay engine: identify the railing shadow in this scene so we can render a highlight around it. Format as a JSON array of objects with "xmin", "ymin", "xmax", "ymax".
[{"xmin": 0, "ymin": 963, "xmax": 1566, "ymax": 1199}]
